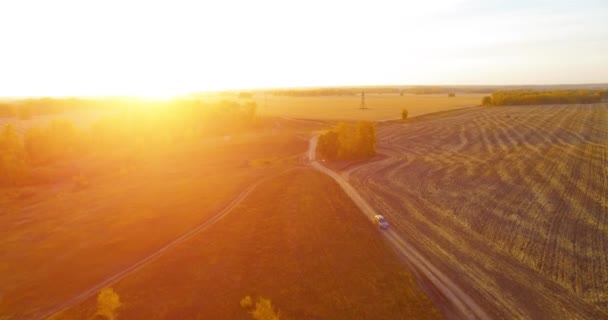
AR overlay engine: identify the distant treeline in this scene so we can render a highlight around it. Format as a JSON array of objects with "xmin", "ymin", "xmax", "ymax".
[
  {"xmin": 270, "ymin": 87, "xmax": 462, "ymax": 97},
  {"xmin": 0, "ymin": 98, "xmax": 109, "ymax": 119},
  {"xmin": 268, "ymin": 86, "xmax": 485, "ymax": 97},
  {"xmin": 0, "ymin": 99, "xmax": 258, "ymax": 186},
  {"xmin": 485, "ymin": 90, "xmax": 608, "ymax": 106},
  {"xmin": 401, "ymin": 86, "xmax": 451, "ymax": 95},
  {"xmin": 317, "ymin": 121, "xmax": 376, "ymax": 160},
  {"xmin": 271, "ymin": 88, "xmax": 360, "ymax": 96}
]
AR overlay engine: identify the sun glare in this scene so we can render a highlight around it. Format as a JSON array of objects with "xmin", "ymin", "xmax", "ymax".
[{"xmin": 1, "ymin": 1, "xmax": 606, "ymax": 97}]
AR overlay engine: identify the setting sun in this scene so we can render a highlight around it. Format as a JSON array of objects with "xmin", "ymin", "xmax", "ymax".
[
  {"xmin": 1, "ymin": 1, "xmax": 607, "ymax": 320},
  {"xmin": 1, "ymin": 0, "xmax": 607, "ymax": 97}
]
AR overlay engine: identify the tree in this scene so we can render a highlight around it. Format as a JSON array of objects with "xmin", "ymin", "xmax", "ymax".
[
  {"xmin": 489, "ymin": 90, "xmax": 602, "ymax": 106},
  {"xmin": 356, "ymin": 121, "xmax": 376, "ymax": 157},
  {"xmin": 316, "ymin": 121, "xmax": 376, "ymax": 160},
  {"xmin": 238, "ymin": 92, "xmax": 253, "ymax": 99},
  {"xmin": 482, "ymin": 96, "xmax": 492, "ymax": 106},
  {"xmin": 24, "ymin": 120, "xmax": 84, "ymax": 164},
  {"xmin": 317, "ymin": 130, "xmax": 339, "ymax": 160},
  {"xmin": 401, "ymin": 108, "xmax": 408, "ymax": 120},
  {"xmin": 251, "ymin": 297, "xmax": 280, "ymax": 320},
  {"xmin": 240, "ymin": 295, "xmax": 253, "ymax": 308},
  {"xmin": 0, "ymin": 124, "xmax": 27, "ymax": 186},
  {"xmin": 96, "ymin": 288, "xmax": 122, "ymax": 320}
]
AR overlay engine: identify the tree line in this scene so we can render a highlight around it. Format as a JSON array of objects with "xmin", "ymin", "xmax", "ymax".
[
  {"xmin": 0, "ymin": 98, "xmax": 110, "ymax": 119},
  {"xmin": 0, "ymin": 99, "xmax": 258, "ymax": 187},
  {"xmin": 316, "ymin": 121, "xmax": 376, "ymax": 160},
  {"xmin": 482, "ymin": 89, "xmax": 607, "ymax": 106}
]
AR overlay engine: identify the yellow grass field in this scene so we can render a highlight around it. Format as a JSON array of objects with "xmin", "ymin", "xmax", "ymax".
[
  {"xmin": 0, "ymin": 120, "xmax": 312, "ymax": 318},
  {"xmin": 51, "ymin": 169, "xmax": 441, "ymax": 320},
  {"xmin": 253, "ymin": 93, "xmax": 484, "ymax": 120},
  {"xmin": 0, "ymin": 117, "xmax": 441, "ymax": 320}
]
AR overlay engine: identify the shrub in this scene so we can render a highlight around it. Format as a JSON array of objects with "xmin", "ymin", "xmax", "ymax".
[
  {"xmin": 482, "ymin": 96, "xmax": 492, "ymax": 106},
  {"xmin": 401, "ymin": 108, "xmax": 408, "ymax": 120},
  {"xmin": 448, "ymin": 92, "xmax": 455, "ymax": 97},
  {"xmin": 251, "ymin": 297, "xmax": 280, "ymax": 320},
  {"xmin": 96, "ymin": 287, "xmax": 121, "ymax": 320},
  {"xmin": 240, "ymin": 295, "xmax": 253, "ymax": 308}
]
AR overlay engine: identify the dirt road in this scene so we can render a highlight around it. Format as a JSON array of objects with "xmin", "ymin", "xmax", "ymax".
[
  {"xmin": 37, "ymin": 171, "xmax": 293, "ymax": 320},
  {"xmin": 343, "ymin": 104, "xmax": 608, "ymax": 319},
  {"xmin": 308, "ymin": 136, "xmax": 491, "ymax": 320}
]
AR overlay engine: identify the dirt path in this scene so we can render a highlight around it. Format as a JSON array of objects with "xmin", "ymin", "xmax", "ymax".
[
  {"xmin": 37, "ymin": 171, "xmax": 294, "ymax": 320},
  {"xmin": 341, "ymin": 104, "xmax": 608, "ymax": 319},
  {"xmin": 308, "ymin": 136, "xmax": 491, "ymax": 320}
]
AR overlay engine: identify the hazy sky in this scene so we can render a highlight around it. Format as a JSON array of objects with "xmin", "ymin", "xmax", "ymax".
[{"xmin": 1, "ymin": 0, "xmax": 607, "ymax": 97}]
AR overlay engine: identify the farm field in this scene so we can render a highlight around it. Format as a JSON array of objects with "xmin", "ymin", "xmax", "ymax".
[
  {"xmin": 51, "ymin": 168, "xmax": 441, "ymax": 320},
  {"xmin": 347, "ymin": 103, "xmax": 608, "ymax": 318},
  {"xmin": 0, "ymin": 110, "xmax": 111, "ymax": 136},
  {"xmin": 0, "ymin": 115, "xmax": 442, "ymax": 320},
  {"xmin": 253, "ymin": 93, "xmax": 484, "ymax": 121},
  {"xmin": 0, "ymin": 119, "xmax": 320, "ymax": 319}
]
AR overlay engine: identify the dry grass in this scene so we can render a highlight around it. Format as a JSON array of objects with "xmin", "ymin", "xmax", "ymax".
[
  {"xmin": 349, "ymin": 103, "xmax": 608, "ymax": 319},
  {"xmin": 51, "ymin": 168, "xmax": 441, "ymax": 320},
  {"xmin": 0, "ymin": 120, "xmax": 313, "ymax": 319},
  {"xmin": 253, "ymin": 93, "xmax": 484, "ymax": 121},
  {"xmin": 0, "ymin": 109, "xmax": 109, "ymax": 136},
  {"xmin": 0, "ymin": 116, "xmax": 439, "ymax": 320}
]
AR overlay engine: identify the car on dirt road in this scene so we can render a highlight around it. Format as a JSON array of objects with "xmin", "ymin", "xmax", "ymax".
[{"xmin": 374, "ymin": 215, "xmax": 389, "ymax": 229}]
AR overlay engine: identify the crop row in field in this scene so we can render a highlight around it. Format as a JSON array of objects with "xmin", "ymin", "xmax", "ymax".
[{"xmin": 349, "ymin": 104, "xmax": 608, "ymax": 318}]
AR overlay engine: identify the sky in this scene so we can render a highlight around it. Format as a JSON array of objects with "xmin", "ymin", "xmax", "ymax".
[{"xmin": 1, "ymin": 0, "xmax": 607, "ymax": 97}]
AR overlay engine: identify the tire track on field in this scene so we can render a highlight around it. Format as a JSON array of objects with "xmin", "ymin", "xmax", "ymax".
[
  {"xmin": 37, "ymin": 169, "xmax": 296, "ymax": 320},
  {"xmin": 349, "ymin": 104, "xmax": 608, "ymax": 319},
  {"xmin": 308, "ymin": 135, "xmax": 492, "ymax": 320}
]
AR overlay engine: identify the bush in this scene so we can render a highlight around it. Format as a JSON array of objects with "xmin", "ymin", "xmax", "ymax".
[
  {"xmin": 317, "ymin": 121, "xmax": 376, "ymax": 160},
  {"xmin": 448, "ymin": 92, "xmax": 455, "ymax": 97},
  {"xmin": 96, "ymin": 287, "xmax": 121, "ymax": 320},
  {"xmin": 240, "ymin": 295, "xmax": 253, "ymax": 308},
  {"xmin": 401, "ymin": 108, "xmax": 408, "ymax": 120},
  {"xmin": 251, "ymin": 297, "xmax": 280, "ymax": 320},
  {"xmin": 482, "ymin": 96, "xmax": 492, "ymax": 106}
]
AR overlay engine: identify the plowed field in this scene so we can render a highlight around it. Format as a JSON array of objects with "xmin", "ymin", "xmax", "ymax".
[{"xmin": 348, "ymin": 104, "xmax": 608, "ymax": 319}]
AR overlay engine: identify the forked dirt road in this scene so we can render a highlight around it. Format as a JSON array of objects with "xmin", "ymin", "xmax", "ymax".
[
  {"xmin": 37, "ymin": 170, "xmax": 295, "ymax": 320},
  {"xmin": 308, "ymin": 135, "xmax": 490, "ymax": 320}
]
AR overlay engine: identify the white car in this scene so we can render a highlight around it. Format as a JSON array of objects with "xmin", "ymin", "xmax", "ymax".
[{"xmin": 374, "ymin": 215, "xmax": 389, "ymax": 229}]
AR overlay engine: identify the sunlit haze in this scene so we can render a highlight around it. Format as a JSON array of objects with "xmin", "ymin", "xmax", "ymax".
[{"xmin": 1, "ymin": 0, "xmax": 607, "ymax": 97}]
